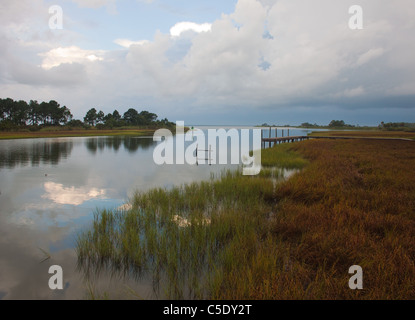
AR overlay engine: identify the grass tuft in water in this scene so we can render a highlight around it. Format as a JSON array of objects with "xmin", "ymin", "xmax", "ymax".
[{"xmin": 76, "ymin": 168, "xmax": 277, "ymax": 299}]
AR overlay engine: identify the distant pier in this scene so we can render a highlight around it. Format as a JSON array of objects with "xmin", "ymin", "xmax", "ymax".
[
  {"xmin": 261, "ymin": 127, "xmax": 310, "ymax": 148},
  {"xmin": 261, "ymin": 127, "xmax": 414, "ymax": 148},
  {"xmin": 261, "ymin": 136, "xmax": 309, "ymax": 148}
]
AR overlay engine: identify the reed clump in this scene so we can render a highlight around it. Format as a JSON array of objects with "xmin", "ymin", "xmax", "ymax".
[
  {"xmin": 76, "ymin": 169, "xmax": 279, "ymax": 299},
  {"xmin": 260, "ymin": 142, "xmax": 309, "ymax": 168}
]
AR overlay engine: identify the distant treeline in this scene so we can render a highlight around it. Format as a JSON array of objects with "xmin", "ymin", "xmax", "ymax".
[
  {"xmin": 300, "ymin": 120, "xmax": 356, "ymax": 128},
  {"xmin": 378, "ymin": 121, "xmax": 415, "ymax": 131},
  {"xmin": 259, "ymin": 120, "xmax": 415, "ymax": 131},
  {"xmin": 81, "ymin": 107, "xmax": 174, "ymax": 129},
  {"xmin": 300, "ymin": 120, "xmax": 415, "ymax": 131},
  {"xmin": 0, "ymin": 97, "xmax": 175, "ymax": 131},
  {"xmin": 0, "ymin": 98, "xmax": 72, "ymax": 129},
  {"xmin": 260, "ymin": 120, "xmax": 358, "ymax": 128}
]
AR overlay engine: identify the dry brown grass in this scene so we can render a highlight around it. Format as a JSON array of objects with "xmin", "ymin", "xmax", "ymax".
[
  {"xmin": 309, "ymin": 130, "xmax": 415, "ymax": 139},
  {"xmin": 231, "ymin": 139, "xmax": 415, "ymax": 299}
]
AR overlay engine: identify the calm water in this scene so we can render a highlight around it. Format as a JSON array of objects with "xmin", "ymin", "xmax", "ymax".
[{"xmin": 0, "ymin": 127, "xmax": 322, "ymax": 299}]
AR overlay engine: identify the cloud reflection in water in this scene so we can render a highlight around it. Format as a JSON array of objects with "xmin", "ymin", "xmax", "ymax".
[{"xmin": 42, "ymin": 182, "xmax": 106, "ymax": 206}]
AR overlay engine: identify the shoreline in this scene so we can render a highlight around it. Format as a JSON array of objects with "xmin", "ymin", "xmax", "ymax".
[
  {"xmin": 0, "ymin": 125, "xmax": 190, "ymax": 140},
  {"xmin": 2, "ymin": 127, "xmax": 414, "ymax": 141},
  {"xmin": 0, "ymin": 128, "xmax": 170, "ymax": 140}
]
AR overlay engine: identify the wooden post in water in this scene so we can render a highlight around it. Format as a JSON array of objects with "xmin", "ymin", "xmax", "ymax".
[
  {"xmin": 269, "ymin": 126, "xmax": 271, "ymax": 148},
  {"xmin": 275, "ymin": 127, "xmax": 278, "ymax": 145}
]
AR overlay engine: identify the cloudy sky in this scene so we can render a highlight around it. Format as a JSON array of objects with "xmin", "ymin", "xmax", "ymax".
[{"xmin": 1, "ymin": 0, "xmax": 414, "ymax": 126}]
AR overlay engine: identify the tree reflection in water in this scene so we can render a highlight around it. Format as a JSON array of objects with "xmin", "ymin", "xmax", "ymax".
[
  {"xmin": 85, "ymin": 137, "xmax": 156, "ymax": 154},
  {"xmin": 0, "ymin": 136, "xmax": 156, "ymax": 169},
  {"xmin": 0, "ymin": 139, "xmax": 73, "ymax": 168}
]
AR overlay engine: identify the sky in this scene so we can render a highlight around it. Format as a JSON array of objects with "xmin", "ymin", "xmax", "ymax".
[{"xmin": 0, "ymin": 0, "xmax": 414, "ymax": 126}]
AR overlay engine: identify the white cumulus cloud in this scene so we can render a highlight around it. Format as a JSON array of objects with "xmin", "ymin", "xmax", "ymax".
[
  {"xmin": 170, "ymin": 22, "xmax": 212, "ymax": 37},
  {"xmin": 114, "ymin": 38, "xmax": 150, "ymax": 48},
  {"xmin": 39, "ymin": 46, "xmax": 105, "ymax": 70}
]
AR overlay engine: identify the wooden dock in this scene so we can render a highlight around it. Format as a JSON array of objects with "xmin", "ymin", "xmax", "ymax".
[{"xmin": 262, "ymin": 136, "xmax": 309, "ymax": 148}]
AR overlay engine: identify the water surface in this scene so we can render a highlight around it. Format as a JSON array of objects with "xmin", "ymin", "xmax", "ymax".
[{"xmin": 0, "ymin": 127, "xmax": 322, "ymax": 299}]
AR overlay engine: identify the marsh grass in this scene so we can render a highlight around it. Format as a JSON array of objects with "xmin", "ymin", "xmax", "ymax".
[
  {"xmin": 260, "ymin": 143, "xmax": 309, "ymax": 168},
  {"xmin": 308, "ymin": 130, "xmax": 415, "ymax": 139},
  {"xmin": 38, "ymin": 247, "xmax": 51, "ymax": 263},
  {"xmin": 84, "ymin": 281, "xmax": 110, "ymax": 300},
  {"xmin": 266, "ymin": 139, "xmax": 415, "ymax": 299},
  {"xmin": 76, "ymin": 169, "xmax": 280, "ymax": 299},
  {"xmin": 77, "ymin": 138, "xmax": 415, "ymax": 299}
]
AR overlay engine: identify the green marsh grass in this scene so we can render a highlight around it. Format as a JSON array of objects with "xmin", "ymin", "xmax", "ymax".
[
  {"xmin": 76, "ymin": 167, "xmax": 286, "ymax": 299},
  {"xmin": 260, "ymin": 143, "xmax": 309, "ymax": 168}
]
